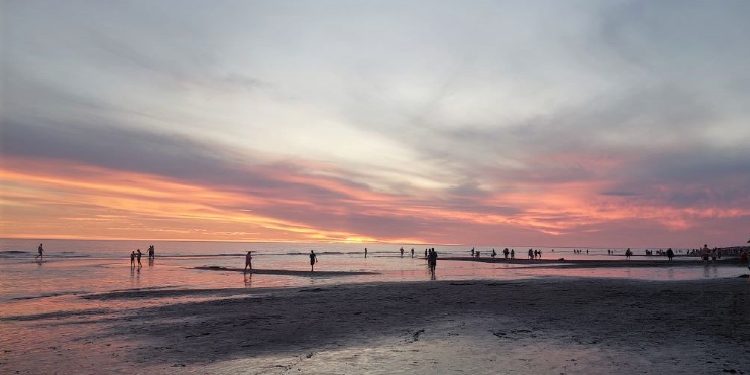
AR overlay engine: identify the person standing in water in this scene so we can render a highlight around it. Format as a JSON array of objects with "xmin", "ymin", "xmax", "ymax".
[
  {"xmin": 364, "ymin": 247, "xmax": 368, "ymax": 258},
  {"xmin": 136, "ymin": 249, "xmax": 142, "ymax": 267},
  {"xmin": 400, "ymin": 247, "xmax": 404, "ymax": 258},
  {"xmin": 36, "ymin": 243, "xmax": 44, "ymax": 260},
  {"xmin": 244, "ymin": 251, "xmax": 253, "ymax": 272},
  {"xmin": 411, "ymin": 248, "xmax": 415, "ymax": 258},
  {"xmin": 309, "ymin": 250, "xmax": 317, "ymax": 272},
  {"xmin": 130, "ymin": 251, "xmax": 136, "ymax": 267}
]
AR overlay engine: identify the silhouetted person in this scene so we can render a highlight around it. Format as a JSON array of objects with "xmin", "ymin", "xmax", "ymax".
[
  {"xmin": 310, "ymin": 250, "xmax": 317, "ymax": 272},
  {"xmin": 411, "ymin": 248, "xmax": 415, "ymax": 258},
  {"xmin": 130, "ymin": 251, "xmax": 135, "ymax": 267},
  {"xmin": 425, "ymin": 249, "xmax": 428, "ymax": 258},
  {"xmin": 491, "ymin": 249, "xmax": 496, "ymax": 258},
  {"xmin": 136, "ymin": 249, "xmax": 142, "ymax": 267},
  {"xmin": 36, "ymin": 243, "xmax": 44, "ymax": 260},
  {"xmin": 503, "ymin": 248, "xmax": 509, "ymax": 259},
  {"xmin": 666, "ymin": 248, "xmax": 674, "ymax": 261},
  {"xmin": 511, "ymin": 249, "xmax": 515, "ymax": 259},
  {"xmin": 148, "ymin": 245, "xmax": 155, "ymax": 259},
  {"xmin": 470, "ymin": 248, "xmax": 475, "ymax": 257},
  {"xmin": 244, "ymin": 251, "xmax": 253, "ymax": 272},
  {"xmin": 528, "ymin": 249, "xmax": 534, "ymax": 260},
  {"xmin": 625, "ymin": 248, "xmax": 632, "ymax": 260},
  {"xmin": 364, "ymin": 248, "xmax": 368, "ymax": 258},
  {"xmin": 428, "ymin": 248, "xmax": 438, "ymax": 274},
  {"xmin": 400, "ymin": 247, "xmax": 404, "ymax": 258}
]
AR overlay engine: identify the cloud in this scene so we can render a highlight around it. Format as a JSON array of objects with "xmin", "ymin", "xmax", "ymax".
[{"xmin": 2, "ymin": 0, "xmax": 750, "ymax": 246}]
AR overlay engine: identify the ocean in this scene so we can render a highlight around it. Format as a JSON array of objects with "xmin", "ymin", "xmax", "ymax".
[{"xmin": 0, "ymin": 238, "xmax": 744, "ymax": 319}]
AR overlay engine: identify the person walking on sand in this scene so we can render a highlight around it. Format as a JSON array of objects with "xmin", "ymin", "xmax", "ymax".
[
  {"xmin": 36, "ymin": 243, "xmax": 44, "ymax": 260},
  {"xmin": 136, "ymin": 249, "xmax": 142, "ymax": 267},
  {"xmin": 130, "ymin": 251, "xmax": 136, "ymax": 267},
  {"xmin": 309, "ymin": 250, "xmax": 318, "ymax": 272},
  {"xmin": 666, "ymin": 248, "xmax": 674, "ymax": 262},
  {"xmin": 244, "ymin": 251, "xmax": 253, "ymax": 273},
  {"xmin": 411, "ymin": 248, "xmax": 415, "ymax": 258}
]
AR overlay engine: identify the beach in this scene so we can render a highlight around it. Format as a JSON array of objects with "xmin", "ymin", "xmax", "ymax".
[{"xmin": 2, "ymin": 276, "xmax": 749, "ymax": 374}]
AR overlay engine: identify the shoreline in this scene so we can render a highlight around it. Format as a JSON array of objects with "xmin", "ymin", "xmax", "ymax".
[{"xmin": 440, "ymin": 256, "xmax": 747, "ymax": 267}]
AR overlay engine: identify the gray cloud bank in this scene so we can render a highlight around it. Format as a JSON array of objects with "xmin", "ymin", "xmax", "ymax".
[{"xmin": 2, "ymin": 0, "xmax": 749, "ymax": 245}]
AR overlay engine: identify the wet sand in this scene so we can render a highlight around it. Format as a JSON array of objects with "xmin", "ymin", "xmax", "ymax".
[
  {"xmin": 442, "ymin": 257, "xmax": 746, "ymax": 268},
  {"xmin": 194, "ymin": 265, "xmax": 379, "ymax": 277},
  {"xmin": 2, "ymin": 277, "xmax": 749, "ymax": 374}
]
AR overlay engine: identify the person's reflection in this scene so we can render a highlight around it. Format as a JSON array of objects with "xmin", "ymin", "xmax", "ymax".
[
  {"xmin": 703, "ymin": 263, "xmax": 710, "ymax": 278},
  {"xmin": 667, "ymin": 267, "xmax": 674, "ymax": 280},
  {"xmin": 427, "ymin": 264, "xmax": 437, "ymax": 280},
  {"xmin": 148, "ymin": 257, "xmax": 154, "ymax": 267},
  {"xmin": 244, "ymin": 272, "xmax": 252, "ymax": 287}
]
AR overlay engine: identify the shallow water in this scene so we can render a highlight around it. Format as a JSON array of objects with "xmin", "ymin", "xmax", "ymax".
[{"xmin": 0, "ymin": 239, "xmax": 746, "ymax": 320}]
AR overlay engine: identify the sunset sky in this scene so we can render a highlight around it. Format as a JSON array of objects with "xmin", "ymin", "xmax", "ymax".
[{"xmin": 2, "ymin": 0, "xmax": 749, "ymax": 247}]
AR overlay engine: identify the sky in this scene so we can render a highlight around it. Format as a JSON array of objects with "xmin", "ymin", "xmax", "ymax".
[{"xmin": 1, "ymin": 0, "xmax": 749, "ymax": 247}]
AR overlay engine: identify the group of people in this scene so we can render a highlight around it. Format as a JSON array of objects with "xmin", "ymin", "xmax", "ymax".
[
  {"xmin": 244, "ymin": 250, "xmax": 318, "ymax": 273},
  {"xmin": 399, "ymin": 247, "xmax": 416, "ymax": 258},
  {"xmin": 573, "ymin": 249, "xmax": 588, "ymax": 254},
  {"xmin": 528, "ymin": 249, "xmax": 543, "ymax": 259},
  {"xmin": 130, "ymin": 245, "xmax": 155, "ymax": 267}
]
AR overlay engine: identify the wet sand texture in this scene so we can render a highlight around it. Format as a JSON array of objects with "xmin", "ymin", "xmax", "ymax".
[{"xmin": 4, "ymin": 278, "xmax": 748, "ymax": 374}]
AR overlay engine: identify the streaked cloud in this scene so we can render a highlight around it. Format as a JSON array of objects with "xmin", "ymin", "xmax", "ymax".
[{"xmin": 2, "ymin": 0, "xmax": 749, "ymax": 247}]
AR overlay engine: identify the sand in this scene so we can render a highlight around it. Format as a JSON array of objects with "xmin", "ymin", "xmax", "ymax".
[
  {"xmin": 194, "ymin": 265, "xmax": 379, "ymax": 277},
  {"xmin": 2, "ymin": 277, "xmax": 749, "ymax": 374}
]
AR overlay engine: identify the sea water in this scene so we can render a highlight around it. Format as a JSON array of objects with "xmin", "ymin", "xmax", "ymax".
[{"xmin": 0, "ymin": 238, "xmax": 745, "ymax": 320}]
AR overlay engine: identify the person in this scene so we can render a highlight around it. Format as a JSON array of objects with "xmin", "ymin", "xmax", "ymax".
[
  {"xmin": 475, "ymin": 250, "xmax": 480, "ymax": 258},
  {"xmin": 130, "ymin": 251, "xmax": 136, "ymax": 267},
  {"xmin": 364, "ymin": 247, "xmax": 368, "ymax": 258},
  {"xmin": 491, "ymin": 249, "xmax": 496, "ymax": 258},
  {"xmin": 528, "ymin": 249, "xmax": 534, "ymax": 260},
  {"xmin": 244, "ymin": 251, "xmax": 253, "ymax": 272},
  {"xmin": 538, "ymin": 250, "xmax": 542, "ymax": 259},
  {"xmin": 625, "ymin": 248, "xmax": 632, "ymax": 260},
  {"xmin": 503, "ymin": 248, "xmax": 509, "ymax": 259},
  {"xmin": 400, "ymin": 247, "xmax": 404, "ymax": 258},
  {"xmin": 470, "ymin": 248, "xmax": 475, "ymax": 257},
  {"xmin": 411, "ymin": 248, "xmax": 415, "ymax": 258},
  {"xmin": 424, "ymin": 249, "xmax": 428, "ymax": 258},
  {"xmin": 428, "ymin": 248, "xmax": 438, "ymax": 271},
  {"xmin": 148, "ymin": 245, "xmax": 155, "ymax": 259},
  {"xmin": 310, "ymin": 250, "xmax": 317, "ymax": 272},
  {"xmin": 36, "ymin": 243, "xmax": 44, "ymax": 260},
  {"xmin": 136, "ymin": 249, "xmax": 142, "ymax": 267},
  {"xmin": 510, "ymin": 249, "xmax": 515, "ymax": 259},
  {"xmin": 666, "ymin": 248, "xmax": 674, "ymax": 262}
]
